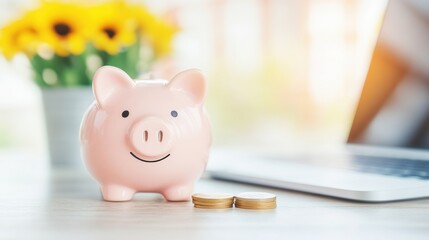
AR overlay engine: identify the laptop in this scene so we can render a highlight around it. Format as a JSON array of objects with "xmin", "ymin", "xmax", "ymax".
[{"xmin": 207, "ymin": 0, "xmax": 429, "ymax": 202}]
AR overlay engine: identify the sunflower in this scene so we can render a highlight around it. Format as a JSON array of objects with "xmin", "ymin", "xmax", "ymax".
[
  {"xmin": 86, "ymin": 1, "xmax": 138, "ymax": 55},
  {"xmin": 149, "ymin": 19, "xmax": 177, "ymax": 56},
  {"xmin": 33, "ymin": 2, "xmax": 87, "ymax": 56},
  {"xmin": 0, "ymin": 10, "xmax": 40, "ymax": 59},
  {"xmin": 132, "ymin": 5, "xmax": 177, "ymax": 56}
]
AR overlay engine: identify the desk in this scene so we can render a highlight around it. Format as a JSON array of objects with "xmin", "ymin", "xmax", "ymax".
[{"xmin": 1, "ymin": 152, "xmax": 429, "ymax": 240}]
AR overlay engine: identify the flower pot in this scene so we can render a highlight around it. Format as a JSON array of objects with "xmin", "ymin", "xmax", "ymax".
[{"xmin": 41, "ymin": 87, "xmax": 94, "ymax": 168}]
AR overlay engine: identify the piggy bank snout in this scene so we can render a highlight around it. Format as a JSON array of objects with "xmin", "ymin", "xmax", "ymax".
[{"xmin": 130, "ymin": 117, "xmax": 174, "ymax": 157}]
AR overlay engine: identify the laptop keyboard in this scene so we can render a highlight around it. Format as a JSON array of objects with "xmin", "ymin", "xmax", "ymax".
[{"xmin": 349, "ymin": 155, "xmax": 429, "ymax": 180}]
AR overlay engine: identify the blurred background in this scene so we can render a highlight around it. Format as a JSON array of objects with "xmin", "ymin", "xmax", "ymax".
[{"xmin": 0, "ymin": 0, "xmax": 387, "ymax": 157}]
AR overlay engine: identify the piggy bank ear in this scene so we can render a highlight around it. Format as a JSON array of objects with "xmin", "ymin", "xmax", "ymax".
[
  {"xmin": 168, "ymin": 69, "xmax": 207, "ymax": 104},
  {"xmin": 93, "ymin": 66, "xmax": 134, "ymax": 107}
]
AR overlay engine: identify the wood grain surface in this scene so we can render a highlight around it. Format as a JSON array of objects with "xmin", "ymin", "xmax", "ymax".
[{"xmin": 1, "ymin": 151, "xmax": 428, "ymax": 240}]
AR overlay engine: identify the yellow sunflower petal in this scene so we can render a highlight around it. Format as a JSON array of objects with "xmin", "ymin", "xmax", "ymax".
[
  {"xmin": 68, "ymin": 34, "xmax": 85, "ymax": 55},
  {"xmin": 132, "ymin": 4, "xmax": 178, "ymax": 56},
  {"xmin": 86, "ymin": 1, "xmax": 138, "ymax": 54},
  {"xmin": 0, "ymin": 11, "xmax": 40, "ymax": 59},
  {"xmin": 33, "ymin": 1, "xmax": 88, "ymax": 56}
]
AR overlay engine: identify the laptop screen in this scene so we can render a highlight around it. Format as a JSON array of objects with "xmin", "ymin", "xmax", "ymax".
[{"xmin": 348, "ymin": 0, "xmax": 429, "ymax": 149}]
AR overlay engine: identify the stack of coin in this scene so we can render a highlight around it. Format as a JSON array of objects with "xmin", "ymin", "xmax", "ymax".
[
  {"xmin": 234, "ymin": 192, "xmax": 276, "ymax": 210},
  {"xmin": 192, "ymin": 193, "xmax": 234, "ymax": 209}
]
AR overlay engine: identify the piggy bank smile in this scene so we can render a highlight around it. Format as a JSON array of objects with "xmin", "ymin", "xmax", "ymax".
[
  {"xmin": 129, "ymin": 152, "xmax": 170, "ymax": 163},
  {"xmin": 128, "ymin": 116, "xmax": 175, "ymax": 163}
]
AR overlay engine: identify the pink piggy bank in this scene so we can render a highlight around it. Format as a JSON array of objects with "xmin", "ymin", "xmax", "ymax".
[{"xmin": 80, "ymin": 66, "xmax": 211, "ymax": 202}]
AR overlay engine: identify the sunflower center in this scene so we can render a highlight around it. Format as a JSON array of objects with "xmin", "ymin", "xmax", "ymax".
[
  {"xmin": 103, "ymin": 27, "xmax": 116, "ymax": 39},
  {"xmin": 53, "ymin": 23, "xmax": 72, "ymax": 37}
]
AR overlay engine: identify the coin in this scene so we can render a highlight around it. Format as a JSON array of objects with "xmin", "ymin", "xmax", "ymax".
[
  {"xmin": 235, "ymin": 202, "xmax": 276, "ymax": 209},
  {"xmin": 192, "ymin": 193, "xmax": 234, "ymax": 209},
  {"xmin": 235, "ymin": 192, "xmax": 276, "ymax": 210},
  {"xmin": 193, "ymin": 201, "xmax": 234, "ymax": 206},
  {"xmin": 192, "ymin": 193, "xmax": 234, "ymax": 200},
  {"xmin": 194, "ymin": 204, "xmax": 233, "ymax": 209},
  {"xmin": 235, "ymin": 192, "xmax": 276, "ymax": 201}
]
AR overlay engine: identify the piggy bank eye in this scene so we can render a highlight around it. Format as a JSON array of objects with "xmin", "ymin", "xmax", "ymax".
[
  {"xmin": 122, "ymin": 110, "xmax": 129, "ymax": 118},
  {"xmin": 170, "ymin": 110, "xmax": 178, "ymax": 118}
]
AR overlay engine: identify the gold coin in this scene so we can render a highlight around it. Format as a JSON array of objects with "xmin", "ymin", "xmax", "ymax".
[
  {"xmin": 192, "ymin": 200, "xmax": 234, "ymax": 205},
  {"xmin": 192, "ymin": 200, "xmax": 234, "ymax": 206},
  {"xmin": 192, "ymin": 193, "xmax": 234, "ymax": 205},
  {"xmin": 192, "ymin": 193, "xmax": 234, "ymax": 201},
  {"xmin": 235, "ymin": 201, "xmax": 276, "ymax": 206},
  {"xmin": 235, "ymin": 204, "xmax": 276, "ymax": 210},
  {"xmin": 235, "ymin": 202, "xmax": 276, "ymax": 207},
  {"xmin": 235, "ymin": 192, "xmax": 277, "ymax": 209},
  {"xmin": 235, "ymin": 200, "xmax": 276, "ymax": 205},
  {"xmin": 235, "ymin": 192, "xmax": 276, "ymax": 202},
  {"xmin": 194, "ymin": 204, "xmax": 233, "ymax": 209},
  {"xmin": 192, "ymin": 197, "xmax": 234, "ymax": 202},
  {"xmin": 192, "ymin": 192, "xmax": 235, "ymax": 209}
]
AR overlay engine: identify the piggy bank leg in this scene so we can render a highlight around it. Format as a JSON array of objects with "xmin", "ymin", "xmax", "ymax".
[
  {"xmin": 162, "ymin": 184, "xmax": 193, "ymax": 202},
  {"xmin": 101, "ymin": 185, "xmax": 135, "ymax": 202}
]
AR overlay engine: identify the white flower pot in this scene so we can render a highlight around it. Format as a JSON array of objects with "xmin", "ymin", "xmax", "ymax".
[{"xmin": 41, "ymin": 87, "xmax": 94, "ymax": 168}]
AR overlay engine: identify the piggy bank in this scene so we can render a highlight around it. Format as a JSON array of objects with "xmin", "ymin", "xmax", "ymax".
[{"xmin": 80, "ymin": 66, "xmax": 211, "ymax": 202}]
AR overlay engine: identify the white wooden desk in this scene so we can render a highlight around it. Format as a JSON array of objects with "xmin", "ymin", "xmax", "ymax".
[{"xmin": 1, "ymin": 151, "xmax": 429, "ymax": 240}]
